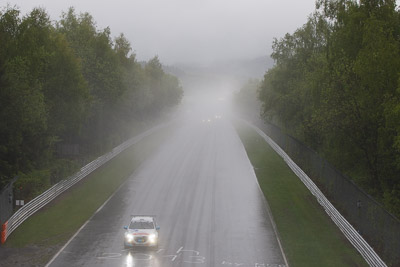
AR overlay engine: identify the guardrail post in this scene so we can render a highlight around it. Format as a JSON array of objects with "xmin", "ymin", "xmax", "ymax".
[{"xmin": 1, "ymin": 221, "xmax": 8, "ymax": 244}]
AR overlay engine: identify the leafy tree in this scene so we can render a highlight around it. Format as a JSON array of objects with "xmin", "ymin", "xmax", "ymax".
[
  {"xmin": 0, "ymin": 7, "xmax": 90, "ymax": 189},
  {"xmin": 162, "ymin": 73, "xmax": 183, "ymax": 108},
  {"xmin": 258, "ymin": 0, "xmax": 400, "ymax": 216},
  {"xmin": 0, "ymin": 6, "xmax": 183, "ymax": 198},
  {"xmin": 259, "ymin": 12, "xmax": 329, "ymax": 142},
  {"xmin": 114, "ymin": 33, "xmax": 132, "ymax": 68},
  {"xmin": 142, "ymin": 56, "xmax": 183, "ymax": 115}
]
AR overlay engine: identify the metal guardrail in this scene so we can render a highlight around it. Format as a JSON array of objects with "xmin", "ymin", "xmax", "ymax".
[
  {"xmin": 242, "ymin": 120, "xmax": 387, "ymax": 267},
  {"xmin": 1, "ymin": 122, "xmax": 170, "ymax": 244}
]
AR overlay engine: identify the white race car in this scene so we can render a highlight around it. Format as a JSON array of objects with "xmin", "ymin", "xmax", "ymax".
[{"xmin": 123, "ymin": 215, "xmax": 160, "ymax": 249}]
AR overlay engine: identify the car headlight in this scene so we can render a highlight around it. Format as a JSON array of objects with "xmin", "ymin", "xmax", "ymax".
[
  {"xmin": 149, "ymin": 234, "xmax": 156, "ymax": 243},
  {"xmin": 125, "ymin": 233, "xmax": 133, "ymax": 242}
]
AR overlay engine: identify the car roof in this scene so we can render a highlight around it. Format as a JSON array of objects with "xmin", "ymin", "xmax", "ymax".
[{"xmin": 130, "ymin": 216, "xmax": 154, "ymax": 223}]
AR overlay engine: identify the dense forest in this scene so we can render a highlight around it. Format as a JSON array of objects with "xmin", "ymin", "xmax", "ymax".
[
  {"xmin": 0, "ymin": 6, "xmax": 183, "ymax": 198},
  {"xmin": 257, "ymin": 0, "xmax": 400, "ymax": 217}
]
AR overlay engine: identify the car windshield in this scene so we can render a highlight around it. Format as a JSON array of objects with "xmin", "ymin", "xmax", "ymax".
[{"xmin": 129, "ymin": 221, "xmax": 154, "ymax": 229}]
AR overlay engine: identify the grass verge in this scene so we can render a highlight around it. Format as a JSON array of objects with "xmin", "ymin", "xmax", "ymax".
[
  {"xmin": 234, "ymin": 120, "xmax": 368, "ymax": 267},
  {"xmin": 4, "ymin": 124, "xmax": 175, "ymax": 249}
]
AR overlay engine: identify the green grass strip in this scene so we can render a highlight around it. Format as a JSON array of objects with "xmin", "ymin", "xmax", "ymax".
[
  {"xmin": 5, "ymin": 125, "xmax": 174, "ymax": 248},
  {"xmin": 234, "ymin": 121, "xmax": 368, "ymax": 267}
]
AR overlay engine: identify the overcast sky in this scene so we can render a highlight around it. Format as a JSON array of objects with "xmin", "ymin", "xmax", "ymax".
[{"xmin": 7, "ymin": 0, "xmax": 317, "ymax": 64}]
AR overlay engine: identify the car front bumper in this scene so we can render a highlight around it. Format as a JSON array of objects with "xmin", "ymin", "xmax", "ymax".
[{"xmin": 124, "ymin": 236, "xmax": 158, "ymax": 247}]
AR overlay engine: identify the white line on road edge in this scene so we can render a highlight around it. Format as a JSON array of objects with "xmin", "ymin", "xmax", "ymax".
[
  {"xmin": 232, "ymin": 121, "xmax": 289, "ymax": 267},
  {"xmin": 45, "ymin": 179, "xmax": 128, "ymax": 267},
  {"xmin": 251, "ymin": 165, "xmax": 289, "ymax": 267},
  {"xmin": 45, "ymin": 218, "xmax": 89, "ymax": 267}
]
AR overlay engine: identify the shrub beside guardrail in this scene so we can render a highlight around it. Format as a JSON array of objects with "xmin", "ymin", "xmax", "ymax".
[{"xmin": 0, "ymin": 122, "xmax": 170, "ymax": 244}]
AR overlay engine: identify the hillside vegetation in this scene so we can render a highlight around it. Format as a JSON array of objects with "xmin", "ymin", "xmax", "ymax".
[
  {"xmin": 257, "ymin": 0, "xmax": 400, "ymax": 217},
  {"xmin": 0, "ymin": 6, "xmax": 183, "ymax": 199}
]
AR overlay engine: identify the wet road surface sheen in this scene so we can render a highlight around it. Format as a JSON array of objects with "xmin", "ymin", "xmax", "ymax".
[{"xmin": 47, "ymin": 115, "xmax": 286, "ymax": 267}]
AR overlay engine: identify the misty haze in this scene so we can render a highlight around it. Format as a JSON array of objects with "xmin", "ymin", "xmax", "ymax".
[{"xmin": 0, "ymin": 1, "xmax": 399, "ymax": 267}]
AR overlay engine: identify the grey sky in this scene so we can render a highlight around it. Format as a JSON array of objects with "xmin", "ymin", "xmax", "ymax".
[{"xmin": 7, "ymin": 0, "xmax": 317, "ymax": 64}]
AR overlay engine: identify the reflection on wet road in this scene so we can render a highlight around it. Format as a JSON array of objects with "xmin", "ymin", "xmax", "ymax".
[
  {"xmin": 95, "ymin": 246, "xmax": 285, "ymax": 267},
  {"xmin": 47, "ymin": 101, "xmax": 287, "ymax": 267}
]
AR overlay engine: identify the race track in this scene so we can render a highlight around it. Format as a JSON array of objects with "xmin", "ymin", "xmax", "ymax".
[{"xmin": 46, "ymin": 103, "xmax": 287, "ymax": 267}]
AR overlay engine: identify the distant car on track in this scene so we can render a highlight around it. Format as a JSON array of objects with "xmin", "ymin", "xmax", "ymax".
[{"xmin": 123, "ymin": 215, "xmax": 160, "ymax": 249}]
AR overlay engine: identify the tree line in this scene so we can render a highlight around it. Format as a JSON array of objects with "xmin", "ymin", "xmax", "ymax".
[
  {"xmin": 0, "ymin": 6, "xmax": 183, "ymax": 198},
  {"xmin": 257, "ymin": 0, "xmax": 400, "ymax": 217}
]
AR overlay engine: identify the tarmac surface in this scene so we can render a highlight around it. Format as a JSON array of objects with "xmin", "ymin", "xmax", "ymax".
[{"xmin": 46, "ymin": 105, "xmax": 287, "ymax": 267}]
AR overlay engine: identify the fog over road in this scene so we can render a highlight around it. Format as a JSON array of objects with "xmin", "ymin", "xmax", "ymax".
[{"xmin": 47, "ymin": 94, "xmax": 286, "ymax": 267}]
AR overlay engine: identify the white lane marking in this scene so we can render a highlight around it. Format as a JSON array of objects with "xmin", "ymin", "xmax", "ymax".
[
  {"xmin": 131, "ymin": 253, "xmax": 152, "ymax": 260},
  {"xmin": 162, "ymin": 255, "xmax": 178, "ymax": 261},
  {"xmin": 97, "ymin": 253, "xmax": 122, "ymax": 259},
  {"xmin": 176, "ymin": 246, "xmax": 183, "ymax": 254},
  {"xmin": 180, "ymin": 249, "xmax": 200, "ymax": 256},
  {"xmin": 246, "ymin": 149, "xmax": 289, "ymax": 265},
  {"xmin": 235, "ymin": 118, "xmax": 289, "ymax": 267},
  {"xmin": 45, "ymin": 180, "xmax": 127, "ymax": 267},
  {"xmin": 45, "ymin": 219, "xmax": 90, "ymax": 267},
  {"xmin": 183, "ymin": 256, "xmax": 205, "ymax": 264}
]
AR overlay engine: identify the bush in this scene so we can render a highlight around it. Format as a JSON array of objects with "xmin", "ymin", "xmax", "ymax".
[{"xmin": 14, "ymin": 170, "xmax": 51, "ymax": 202}]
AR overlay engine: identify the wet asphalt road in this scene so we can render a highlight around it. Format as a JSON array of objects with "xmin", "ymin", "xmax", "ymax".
[{"xmin": 46, "ymin": 109, "xmax": 287, "ymax": 267}]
